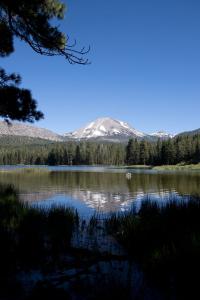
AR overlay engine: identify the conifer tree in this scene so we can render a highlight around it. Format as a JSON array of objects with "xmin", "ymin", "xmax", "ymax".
[
  {"xmin": 140, "ymin": 140, "xmax": 148, "ymax": 165},
  {"xmin": 126, "ymin": 139, "xmax": 134, "ymax": 165},
  {"xmin": 0, "ymin": 0, "xmax": 89, "ymax": 122}
]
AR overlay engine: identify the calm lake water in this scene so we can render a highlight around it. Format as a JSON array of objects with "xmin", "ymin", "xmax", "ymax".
[{"xmin": 0, "ymin": 165, "xmax": 200, "ymax": 217}]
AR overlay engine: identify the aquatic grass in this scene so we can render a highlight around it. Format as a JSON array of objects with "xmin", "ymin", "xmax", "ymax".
[
  {"xmin": 1, "ymin": 183, "xmax": 200, "ymax": 298},
  {"xmin": 0, "ymin": 185, "xmax": 28, "ymax": 231},
  {"xmin": 17, "ymin": 208, "xmax": 48, "ymax": 266},
  {"xmin": 17, "ymin": 205, "xmax": 80, "ymax": 266},
  {"xmin": 124, "ymin": 165, "xmax": 152, "ymax": 169},
  {"xmin": 0, "ymin": 167, "xmax": 51, "ymax": 174},
  {"xmin": 153, "ymin": 163, "xmax": 200, "ymax": 171},
  {"xmin": 47, "ymin": 206, "xmax": 79, "ymax": 255},
  {"xmin": 0, "ymin": 184, "xmax": 80, "ymax": 270},
  {"xmin": 19, "ymin": 167, "xmax": 51, "ymax": 173},
  {"xmin": 106, "ymin": 196, "xmax": 200, "ymax": 296},
  {"xmin": 87, "ymin": 211, "xmax": 104, "ymax": 234},
  {"xmin": 106, "ymin": 197, "xmax": 200, "ymax": 256}
]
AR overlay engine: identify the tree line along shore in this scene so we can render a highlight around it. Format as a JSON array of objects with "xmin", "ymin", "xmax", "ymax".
[{"xmin": 0, "ymin": 134, "xmax": 200, "ymax": 167}]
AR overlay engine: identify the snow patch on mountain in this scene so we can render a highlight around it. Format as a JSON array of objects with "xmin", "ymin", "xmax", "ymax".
[
  {"xmin": 64, "ymin": 117, "xmax": 146, "ymax": 140},
  {"xmin": 150, "ymin": 131, "xmax": 175, "ymax": 139}
]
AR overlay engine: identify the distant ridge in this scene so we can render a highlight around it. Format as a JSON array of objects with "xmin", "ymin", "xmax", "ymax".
[
  {"xmin": 0, "ymin": 121, "xmax": 63, "ymax": 141},
  {"xmin": 150, "ymin": 131, "xmax": 175, "ymax": 139},
  {"xmin": 177, "ymin": 128, "xmax": 200, "ymax": 137},
  {"xmin": 64, "ymin": 117, "xmax": 173, "ymax": 142},
  {"xmin": 0, "ymin": 117, "xmax": 193, "ymax": 142}
]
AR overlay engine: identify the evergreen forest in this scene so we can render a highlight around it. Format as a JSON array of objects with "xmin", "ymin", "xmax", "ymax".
[{"xmin": 0, "ymin": 134, "xmax": 199, "ymax": 166}]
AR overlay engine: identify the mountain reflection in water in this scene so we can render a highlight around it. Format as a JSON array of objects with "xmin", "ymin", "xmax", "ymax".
[{"xmin": 0, "ymin": 167, "xmax": 200, "ymax": 216}]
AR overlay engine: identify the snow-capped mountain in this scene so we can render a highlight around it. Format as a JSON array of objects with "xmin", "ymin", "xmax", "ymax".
[
  {"xmin": 150, "ymin": 131, "xmax": 175, "ymax": 139},
  {"xmin": 64, "ymin": 117, "xmax": 147, "ymax": 141},
  {"xmin": 0, "ymin": 117, "xmax": 175, "ymax": 143},
  {"xmin": 0, "ymin": 121, "xmax": 63, "ymax": 141}
]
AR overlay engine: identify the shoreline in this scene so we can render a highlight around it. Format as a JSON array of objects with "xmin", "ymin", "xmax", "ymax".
[
  {"xmin": 0, "ymin": 163, "xmax": 200, "ymax": 172},
  {"xmin": 0, "ymin": 163, "xmax": 200, "ymax": 173}
]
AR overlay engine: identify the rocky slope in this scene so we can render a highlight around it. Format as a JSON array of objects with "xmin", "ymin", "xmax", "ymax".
[{"xmin": 0, "ymin": 121, "xmax": 63, "ymax": 141}]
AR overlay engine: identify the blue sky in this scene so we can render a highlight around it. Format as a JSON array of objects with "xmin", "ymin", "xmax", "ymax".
[{"xmin": 1, "ymin": 0, "xmax": 200, "ymax": 134}]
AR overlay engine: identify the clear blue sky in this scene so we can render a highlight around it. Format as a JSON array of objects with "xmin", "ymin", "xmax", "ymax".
[{"xmin": 1, "ymin": 0, "xmax": 200, "ymax": 134}]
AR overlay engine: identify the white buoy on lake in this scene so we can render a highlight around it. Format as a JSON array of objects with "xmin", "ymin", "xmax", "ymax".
[{"xmin": 126, "ymin": 173, "xmax": 132, "ymax": 179}]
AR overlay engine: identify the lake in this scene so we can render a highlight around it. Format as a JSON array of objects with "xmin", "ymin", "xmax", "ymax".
[{"xmin": 0, "ymin": 165, "xmax": 200, "ymax": 217}]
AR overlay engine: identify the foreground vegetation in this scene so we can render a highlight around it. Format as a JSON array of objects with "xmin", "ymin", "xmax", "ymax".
[
  {"xmin": 0, "ymin": 133, "xmax": 200, "ymax": 167},
  {"xmin": 0, "ymin": 185, "xmax": 79, "ymax": 299},
  {"xmin": 106, "ymin": 197, "xmax": 200, "ymax": 299},
  {"xmin": 1, "ymin": 184, "xmax": 200, "ymax": 299},
  {"xmin": 1, "ymin": 185, "xmax": 141, "ymax": 299}
]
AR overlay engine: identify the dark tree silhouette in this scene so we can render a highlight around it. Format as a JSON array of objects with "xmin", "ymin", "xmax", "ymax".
[
  {"xmin": 0, "ymin": 68, "xmax": 44, "ymax": 122},
  {"xmin": 0, "ymin": 0, "xmax": 89, "ymax": 122}
]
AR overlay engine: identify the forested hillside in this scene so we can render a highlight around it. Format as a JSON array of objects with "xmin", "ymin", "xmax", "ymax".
[
  {"xmin": 0, "ymin": 134, "xmax": 200, "ymax": 166},
  {"xmin": 0, "ymin": 136, "xmax": 53, "ymax": 146}
]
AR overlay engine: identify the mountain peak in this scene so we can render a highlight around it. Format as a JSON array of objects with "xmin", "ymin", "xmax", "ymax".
[{"xmin": 64, "ymin": 117, "xmax": 146, "ymax": 141}]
